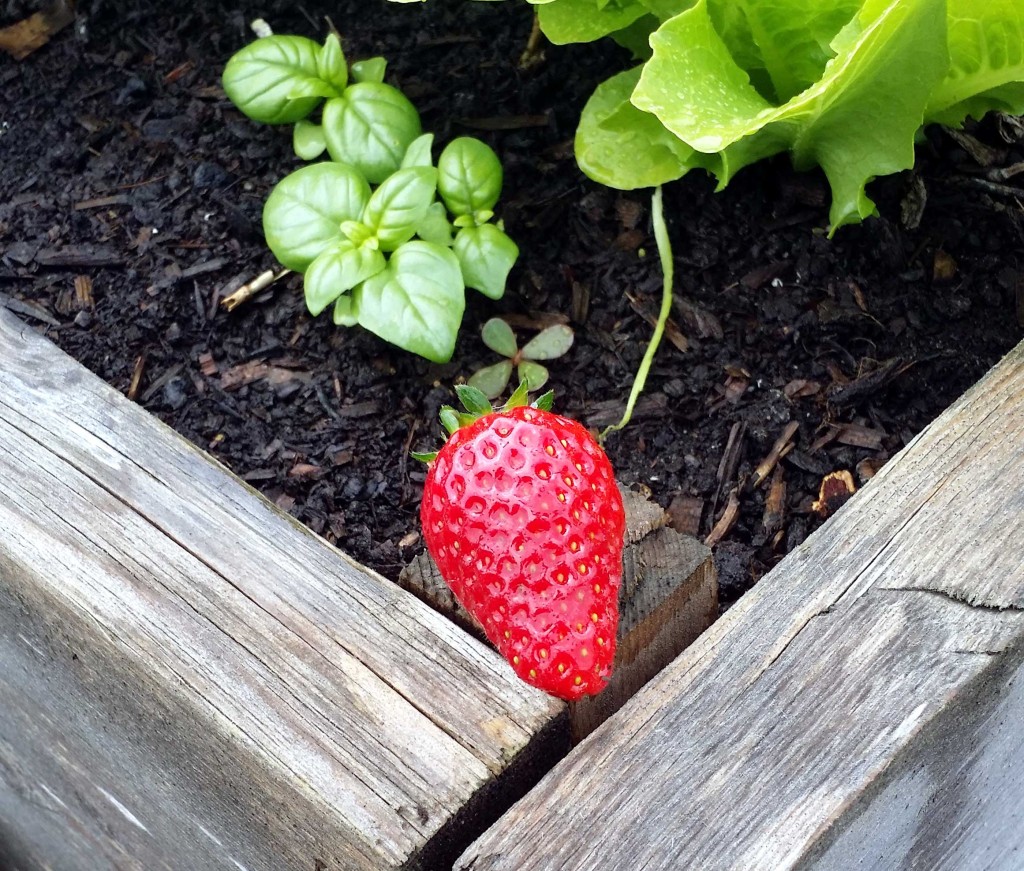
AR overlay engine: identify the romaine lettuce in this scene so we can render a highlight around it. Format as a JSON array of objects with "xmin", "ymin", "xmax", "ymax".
[
  {"xmin": 571, "ymin": 0, "xmax": 1024, "ymax": 231},
  {"xmin": 391, "ymin": 0, "xmax": 1024, "ymax": 232}
]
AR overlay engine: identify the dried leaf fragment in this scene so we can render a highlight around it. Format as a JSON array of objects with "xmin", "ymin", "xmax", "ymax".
[{"xmin": 0, "ymin": 0, "xmax": 75, "ymax": 61}]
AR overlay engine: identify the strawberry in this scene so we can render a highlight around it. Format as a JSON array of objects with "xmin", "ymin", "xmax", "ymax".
[{"xmin": 417, "ymin": 384, "xmax": 625, "ymax": 701}]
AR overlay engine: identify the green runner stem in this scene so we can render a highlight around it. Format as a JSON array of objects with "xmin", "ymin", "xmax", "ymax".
[{"xmin": 600, "ymin": 185, "xmax": 674, "ymax": 442}]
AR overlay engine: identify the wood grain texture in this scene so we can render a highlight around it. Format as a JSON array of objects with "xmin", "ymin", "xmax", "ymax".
[
  {"xmin": 401, "ymin": 492, "xmax": 716, "ymax": 742},
  {"xmin": 458, "ymin": 338, "xmax": 1024, "ymax": 871},
  {"xmin": 0, "ymin": 309, "xmax": 565, "ymax": 871}
]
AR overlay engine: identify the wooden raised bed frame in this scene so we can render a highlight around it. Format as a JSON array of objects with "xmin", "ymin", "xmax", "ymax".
[
  {"xmin": 3, "ymin": 303, "xmax": 1024, "ymax": 870},
  {"xmin": 459, "ymin": 335, "xmax": 1024, "ymax": 870},
  {"xmin": 0, "ymin": 308, "xmax": 563, "ymax": 870},
  {"xmin": 0, "ymin": 307, "xmax": 713, "ymax": 869}
]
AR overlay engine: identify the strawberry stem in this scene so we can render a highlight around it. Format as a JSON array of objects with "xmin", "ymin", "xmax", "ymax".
[{"xmin": 600, "ymin": 185, "xmax": 674, "ymax": 443}]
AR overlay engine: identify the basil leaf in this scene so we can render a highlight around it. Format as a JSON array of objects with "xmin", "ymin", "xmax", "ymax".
[
  {"xmin": 416, "ymin": 202, "xmax": 455, "ymax": 247},
  {"xmin": 316, "ymin": 33, "xmax": 348, "ymax": 91},
  {"xmin": 453, "ymin": 224, "xmax": 519, "ymax": 300},
  {"xmin": 222, "ymin": 35, "xmax": 323, "ymax": 124},
  {"xmin": 351, "ymin": 57, "xmax": 387, "ymax": 84},
  {"xmin": 304, "ymin": 240, "xmax": 386, "ymax": 316},
  {"xmin": 322, "ymin": 83, "xmax": 422, "ymax": 184},
  {"xmin": 293, "ymin": 120, "xmax": 327, "ymax": 160},
  {"xmin": 333, "ymin": 294, "xmax": 359, "ymax": 327},
  {"xmin": 437, "ymin": 137, "xmax": 503, "ymax": 217},
  {"xmin": 362, "ymin": 166, "xmax": 438, "ymax": 252},
  {"xmin": 262, "ymin": 163, "xmax": 372, "ymax": 272},
  {"xmin": 354, "ymin": 241, "xmax": 465, "ymax": 363},
  {"xmin": 401, "ymin": 133, "xmax": 435, "ymax": 168},
  {"xmin": 287, "ymin": 75, "xmax": 343, "ymax": 100},
  {"xmin": 339, "ymin": 220, "xmax": 377, "ymax": 247}
]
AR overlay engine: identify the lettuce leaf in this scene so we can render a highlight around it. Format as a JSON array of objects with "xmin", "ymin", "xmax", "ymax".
[
  {"xmin": 705, "ymin": 0, "xmax": 864, "ymax": 102},
  {"xmin": 530, "ymin": 0, "xmax": 651, "ymax": 44},
  {"xmin": 925, "ymin": 0, "xmax": 1024, "ymax": 126},
  {"xmin": 634, "ymin": 0, "xmax": 949, "ymax": 231},
  {"xmin": 458, "ymin": 0, "xmax": 1024, "ymax": 231},
  {"xmin": 576, "ymin": 67, "xmax": 704, "ymax": 188}
]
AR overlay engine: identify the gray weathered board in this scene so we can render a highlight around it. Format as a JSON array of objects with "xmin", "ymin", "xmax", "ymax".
[
  {"xmin": 458, "ymin": 338, "xmax": 1024, "ymax": 871},
  {"xmin": 401, "ymin": 492, "xmax": 716, "ymax": 742},
  {"xmin": 0, "ymin": 307, "xmax": 566, "ymax": 871}
]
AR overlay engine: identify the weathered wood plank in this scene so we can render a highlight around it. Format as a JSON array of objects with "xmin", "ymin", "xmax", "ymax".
[
  {"xmin": 457, "ymin": 338, "xmax": 1024, "ymax": 871},
  {"xmin": 401, "ymin": 494, "xmax": 717, "ymax": 742},
  {"xmin": 0, "ymin": 308, "xmax": 566, "ymax": 871}
]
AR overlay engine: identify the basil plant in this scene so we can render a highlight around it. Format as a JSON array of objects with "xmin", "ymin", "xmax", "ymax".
[{"xmin": 223, "ymin": 33, "xmax": 519, "ymax": 363}]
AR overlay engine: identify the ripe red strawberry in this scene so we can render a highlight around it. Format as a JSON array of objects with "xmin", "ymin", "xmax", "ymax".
[{"xmin": 418, "ymin": 384, "xmax": 625, "ymax": 701}]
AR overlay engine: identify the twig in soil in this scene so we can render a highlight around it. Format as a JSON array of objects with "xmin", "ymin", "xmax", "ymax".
[
  {"xmin": 600, "ymin": 186, "xmax": 674, "ymax": 442},
  {"xmin": 625, "ymin": 291, "xmax": 688, "ymax": 352},
  {"xmin": 220, "ymin": 268, "xmax": 291, "ymax": 312},
  {"xmin": 987, "ymin": 161, "xmax": 1024, "ymax": 183},
  {"xmin": 314, "ymin": 382, "xmax": 343, "ymax": 422},
  {"xmin": 140, "ymin": 363, "xmax": 183, "ymax": 403},
  {"xmin": 812, "ymin": 471, "xmax": 856, "ymax": 519},
  {"xmin": 712, "ymin": 421, "xmax": 746, "ymax": 517},
  {"xmin": 74, "ymin": 194, "xmax": 131, "ymax": 211},
  {"xmin": 400, "ymin": 418, "xmax": 420, "ymax": 506},
  {"xmin": 705, "ymin": 488, "xmax": 740, "ymax": 548},
  {"xmin": 0, "ymin": 0, "xmax": 75, "ymax": 61},
  {"xmin": 323, "ymin": 16, "xmax": 341, "ymax": 41},
  {"xmin": 0, "ymin": 292, "xmax": 60, "ymax": 326},
  {"xmin": 127, "ymin": 355, "xmax": 146, "ymax": 401},
  {"xmin": 456, "ymin": 115, "xmax": 550, "ymax": 131},
  {"xmin": 74, "ymin": 275, "xmax": 95, "ymax": 310},
  {"xmin": 35, "ymin": 245, "xmax": 124, "ymax": 268},
  {"xmin": 825, "ymin": 356, "xmax": 910, "ymax": 408},
  {"xmin": 949, "ymin": 175, "xmax": 1024, "ymax": 201},
  {"xmin": 944, "ymin": 129, "xmax": 1006, "ymax": 168},
  {"xmin": 761, "ymin": 466, "xmax": 786, "ymax": 542},
  {"xmin": 749, "ymin": 421, "xmax": 799, "ymax": 490}
]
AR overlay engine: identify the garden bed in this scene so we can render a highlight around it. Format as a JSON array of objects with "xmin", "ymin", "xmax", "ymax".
[{"xmin": 1, "ymin": 0, "xmax": 1022, "ymax": 604}]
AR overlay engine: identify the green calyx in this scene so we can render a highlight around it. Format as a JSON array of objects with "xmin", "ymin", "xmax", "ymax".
[{"xmin": 411, "ymin": 381, "xmax": 554, "ymax": 463}]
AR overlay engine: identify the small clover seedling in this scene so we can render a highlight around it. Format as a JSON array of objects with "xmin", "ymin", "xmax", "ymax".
[
  {"xmin": 223, "ymin": 32, "xmax": 519, "ymax": 363},
  {"xmin": 468, "ymin": 317, "xmax": 574, "ymax": 399}
]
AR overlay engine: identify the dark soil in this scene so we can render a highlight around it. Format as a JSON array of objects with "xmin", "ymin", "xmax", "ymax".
[{"xmin": 3, "ymin": 0, "xmax": 1023, "ymax": 606}]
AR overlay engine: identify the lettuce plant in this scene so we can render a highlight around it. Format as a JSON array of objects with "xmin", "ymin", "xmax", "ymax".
[
  {"xmin": 223, "ymin": 34, "xmax": 519, "ymax": 362},
  {"xmin": 394, "ymin": 0, "xmax": 1024, "ymax": 232}
]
